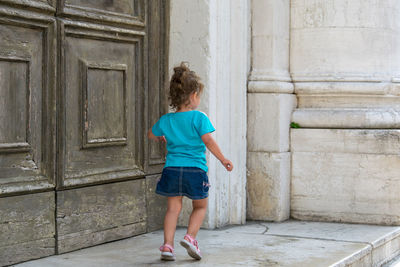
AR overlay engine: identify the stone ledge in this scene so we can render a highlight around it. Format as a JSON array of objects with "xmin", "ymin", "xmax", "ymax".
[
  {"xmin": 292, "ymin": 108, "xmax": 400, "ymax": 128},
  {"xmin": 294, "ymin": 81, "xmax": 396, "ymax": 95},
  {"xmin": 297, "ymin": 95, "xmax": 400, "ymax": 109},
  {"xmin": 260, "ymin": 221, "xmax": 400, "ymax": 267},
  {"xmin": 291, "ymin": 129, "xmax": 400, "ymax": 154}
]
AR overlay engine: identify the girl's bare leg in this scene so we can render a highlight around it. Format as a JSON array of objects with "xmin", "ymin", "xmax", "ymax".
[
  {"xmin": 162, "ymin": 196, "xmax": 183, "ymax": 251},
  {"xmin": 186, "ymin": 198, "xmax": 208, "ymax": 239}
]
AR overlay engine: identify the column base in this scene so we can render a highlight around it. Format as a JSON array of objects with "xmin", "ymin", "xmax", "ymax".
[{"xmin": 247, "ymin": 151, "xmax": 290, "ymax": 222}]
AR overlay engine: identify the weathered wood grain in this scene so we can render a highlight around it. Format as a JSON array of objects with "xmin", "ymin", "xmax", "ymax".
[
  {"xmin": 0, "ymin": 1, "xmax": 169, "ymax": 265},
  {"xmin": 65, "ymin": 0, "xmax": 136, "ymax": 16},
  {"xmin": 58, "ymin": 0, "xmax": 144, "ymax": 28},
  {"xmin": 146, "ymin": 174, "xmax": 167, "ymax": 232},
  {"xmin": 0, "ymin": 8, "xmax": 56, "ymax": 195},
  {"xmin": 56, "ymin": 179, "xmax": 147, "ymax": 253},
  {"xmin": 0, "ymin": 0, "xmax": 55, "ymax": 12},
  {"xmin": 57, "ymin": 222, "xmax": 146, "ymax": 254},
  {"xmin": 57, "ymin": 19, "xmax": 145, "ymax": 188},
  {"xmin": 0, "ymin": 191, "xmax": 55, "ymax": 266},
  {"xmin": 147, "ymin": 0, "xmax": 168, "ymax": 174},
  {"xmin": 0, "ymin": 238, "xmax": 55, "ymax": 266}
]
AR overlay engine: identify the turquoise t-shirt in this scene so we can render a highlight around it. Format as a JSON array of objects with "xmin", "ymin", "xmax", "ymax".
[{"xmin": 152, "ymin": 110, "xmax": 215, "ymax": 172}]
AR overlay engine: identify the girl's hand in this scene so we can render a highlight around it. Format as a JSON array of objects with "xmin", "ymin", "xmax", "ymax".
[
  {"xmin": 221, "ymin": 159, "xmax": 233, "ymax": 171},
  {"xmin": 148, "ymin": 129, "xmax": 166, "ymax": 142}
]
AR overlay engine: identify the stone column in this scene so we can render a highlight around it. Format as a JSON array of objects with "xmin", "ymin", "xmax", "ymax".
[
  {"xmin": 169, "ymin": 0, "xmax": 249, "ymax": 228},
  {"xmin": 247, "ymin": 0, "xmax": 296, "ymax": 221},
  {"xmin": 290, "ymin": 0, "xmax": 400, "ymax": 225}
]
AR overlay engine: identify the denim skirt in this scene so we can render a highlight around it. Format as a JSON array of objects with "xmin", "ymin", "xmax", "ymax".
[{"xmin": 156, "ymin": 167, "xmax": 210, "ymax": 200}]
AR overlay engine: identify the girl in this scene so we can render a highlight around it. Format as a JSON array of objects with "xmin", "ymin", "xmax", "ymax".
[{"xmin": 148, "ymin": 62, "xmax": 233, "ymax": 261}]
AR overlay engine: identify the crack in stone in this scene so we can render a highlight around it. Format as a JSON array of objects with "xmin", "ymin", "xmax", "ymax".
[{"xmin": 260, "ymin": 223, "xmax": 269, "ymax": 234}]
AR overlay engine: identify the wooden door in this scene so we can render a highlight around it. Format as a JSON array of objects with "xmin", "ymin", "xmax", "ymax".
[{"xmin": 0, "ymin": 0, "xmax": 168, "ymax": 265}]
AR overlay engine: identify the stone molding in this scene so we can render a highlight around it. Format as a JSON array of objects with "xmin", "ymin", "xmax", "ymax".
[
  {"xmin": 292, "ymin": 108, "xmax": 400, "ymax": 129},
  {"xmin": 248, "ymin": 81, "xmax": 294, "ymax": 94},
  {"xmin": 294, "ymin": 82, "xmax": 400, "ymax": 95},
  {"xmin": 291, "ymin": 129, "xmax": 400, "ymax": 154}
]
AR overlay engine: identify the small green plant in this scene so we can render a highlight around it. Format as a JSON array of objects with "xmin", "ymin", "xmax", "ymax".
[{"xmin": 290, "ymin": 122, "xmax": 301, "ymax": 128}]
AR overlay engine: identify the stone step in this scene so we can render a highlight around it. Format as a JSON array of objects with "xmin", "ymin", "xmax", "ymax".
[
  {"xmin": 383, "ymin": 254, "xmax": 400, "ymax": 267},
  {"xmin": 258, "ymin": 221, "xmax": 400, "ymax": 266},
  {"xmin": 14, "ymin": 220, "xmax": 400, "ymax": 267}
]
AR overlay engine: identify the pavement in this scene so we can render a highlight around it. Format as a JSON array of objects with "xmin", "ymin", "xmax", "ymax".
[{"xmin": 14, "ymin": 220, "xmax": 400, "ymax": 267}]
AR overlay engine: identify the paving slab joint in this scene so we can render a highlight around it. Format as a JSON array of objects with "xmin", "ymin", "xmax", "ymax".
[
  {"xmin": 263, "ymin": 233, "xmax": 373, "ymax": 245},
  {"xmin": 259, "ymin": 223, "xmax": 269, "ymax": 234}
]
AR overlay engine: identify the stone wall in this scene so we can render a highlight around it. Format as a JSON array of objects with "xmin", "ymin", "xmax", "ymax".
[
  {"xmin": 169, "ymin": 0, "xmax": 249, "ymax": 228},
  {"xmin": 246, "ymin": 0, "xmax": 400, "ymax": 226},
  {"xmin": 290, "ymin": 0, "xmax": 400, "ymax": 225}
]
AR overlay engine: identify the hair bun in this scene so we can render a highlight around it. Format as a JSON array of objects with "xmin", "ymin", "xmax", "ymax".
[
  {"xmin": 173, "ymin": 62, "xmax": 189, "ymax": 81},
  {"xmin": 169, "ymin": 62, "xmax": 203, "ymax": 110}
]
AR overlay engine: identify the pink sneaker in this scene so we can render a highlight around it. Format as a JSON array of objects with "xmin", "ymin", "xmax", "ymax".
[
  {"xmin": 179, "ymin": 234, "xmax": 202, "ymax": 260},
  {"xmin": 159, "ymin": 244, "xmax": 175, "ymax": 261}
]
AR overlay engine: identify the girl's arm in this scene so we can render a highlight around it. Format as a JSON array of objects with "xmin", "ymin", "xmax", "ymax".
[
  {"xmin": 201, "ymin": 133, "xmax": 233, "ymax": 171},
  {"xmin": 147, "ymin": 129, "xmax": 166, "ymax": 142}
]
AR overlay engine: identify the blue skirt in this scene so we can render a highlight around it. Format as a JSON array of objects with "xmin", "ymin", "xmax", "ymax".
[{"xmin": 156, "ymin": 167, "xmax": 210, "ymax": 200}]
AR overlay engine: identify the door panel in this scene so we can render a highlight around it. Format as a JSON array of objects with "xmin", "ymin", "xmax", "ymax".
[
  {"xmin": 0, "ymin": 0, "xmax": 168, "ymax": 264},
  {"xmin": 0, "ymin": 191, "xmax": 55, "ymax": 266},
  {"xmin": 64, "ymin": 0, "xmax": 136, "ymax": 16},
  {"xmin": 0, "ymin": 5, "xmax": 55, "ymax": 195},
  {"xmin": 58, "ymin": 20, "xmax": 145, "ymax": 188},
  {"xmin": 58, "ymin": 0, "xmax": 144, "ymax": 27},
  {"xmin": 56, "ymin": 179, "xmax": 146, "ymax": 253},
  {"xmin": 0, "ymin": 59, "xmax": 29, "ymax": 148}
]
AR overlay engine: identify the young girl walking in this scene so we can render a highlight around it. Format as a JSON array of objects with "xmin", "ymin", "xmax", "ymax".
[{"xmin": 148, "ymin": 62, "xmax": 233, "ymax": 261}]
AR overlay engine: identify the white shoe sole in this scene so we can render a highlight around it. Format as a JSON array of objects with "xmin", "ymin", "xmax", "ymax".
[
  {"xmin": 180, "ymin": 239, "xmax": 202, "ymax": 260},
  {"xmin": 160, "ymin": 251, "xmax": 175, "ymax": 261}
]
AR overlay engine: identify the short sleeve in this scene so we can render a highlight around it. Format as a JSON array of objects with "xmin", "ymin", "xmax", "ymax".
[
  {"xmin": 152, "ymin": 117, "xmax": 163, "ymax": 136},
  {"xmin": 195, "ymin": 112, "xmax": 215, "ymax": 136}
]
